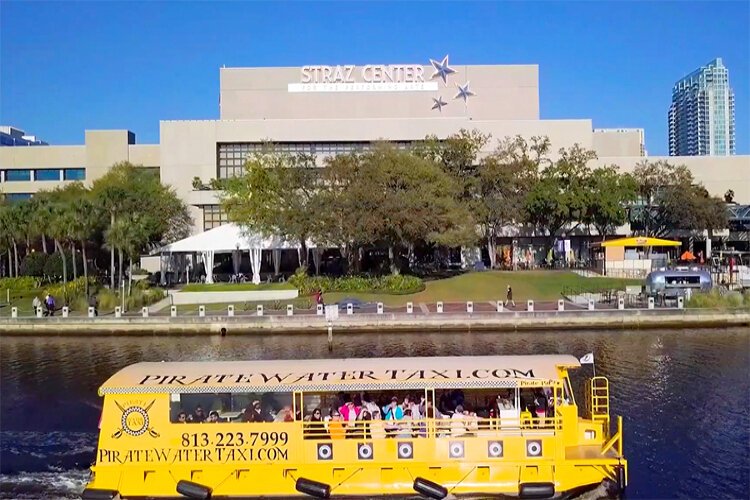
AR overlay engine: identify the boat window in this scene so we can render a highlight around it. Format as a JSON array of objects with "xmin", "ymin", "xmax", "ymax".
[
  {"xmin": 300, "ymin": 390, "xmax": 425, "ymax": 421},
  {"xmin": 169, "ymin": 392, "xmax": 293, "ymax": 423}
]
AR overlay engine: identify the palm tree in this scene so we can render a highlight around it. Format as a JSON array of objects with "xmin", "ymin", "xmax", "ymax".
[{"xmin": 68, "ymin": 195, "xmax": 99, "ymax": 294}]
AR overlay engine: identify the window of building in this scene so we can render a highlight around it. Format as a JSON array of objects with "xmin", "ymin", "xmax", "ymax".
[
  {"xmin": 35, "ymin": 169, "xmax": 62, "ymax": 181},
  {"xmin": 5, "ymin": 169, "xmax": 31, "ymax": 181},
  {"xmin": 4, "ymin": 193, "xmax": 33, "ymax": 203},
  {"xmin": 63, "ymin": 168, "xmax": 86, "ymax": 181},
  {"xmin": 203, "ymin": 205, "xmax": 229, "ymax": 231},
  {"xmin": 216, "ymin": 141, "xmax": 418, "ymax": 179}
]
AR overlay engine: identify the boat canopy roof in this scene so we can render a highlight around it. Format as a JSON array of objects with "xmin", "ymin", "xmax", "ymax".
[{"xmin": 98, "ymin": 355, "xmax": 580, "ymax": 395}]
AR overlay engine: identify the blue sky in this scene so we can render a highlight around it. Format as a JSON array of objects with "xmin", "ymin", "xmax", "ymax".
[{"xmin": 1, "ymin": 1, "xmax": 748, "ymax": 155}]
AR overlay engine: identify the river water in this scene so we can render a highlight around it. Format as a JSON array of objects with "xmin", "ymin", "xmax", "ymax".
[{"xmin": 0, "ymin": 328, "xmax": 748, "ymax": 499}]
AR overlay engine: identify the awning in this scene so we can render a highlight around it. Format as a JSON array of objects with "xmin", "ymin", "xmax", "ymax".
[{"xmin": 599, "ymin": 237, "xmax": 681, "ymax": 248}]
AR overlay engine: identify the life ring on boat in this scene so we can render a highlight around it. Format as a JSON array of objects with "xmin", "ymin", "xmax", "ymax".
[{"xmin": 449, "ymin": 441, "xmax": 464, "ymax": 458}]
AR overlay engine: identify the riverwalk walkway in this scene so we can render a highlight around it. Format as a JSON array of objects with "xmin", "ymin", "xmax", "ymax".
[{"xmin": 0, "ymin": 300, "xmax": 747, "ymax": 335}]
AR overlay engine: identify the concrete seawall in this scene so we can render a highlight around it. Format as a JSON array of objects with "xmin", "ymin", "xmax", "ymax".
[{"xmin": 0, "ymin": 309, "xmax": 747, "ymax": 336}]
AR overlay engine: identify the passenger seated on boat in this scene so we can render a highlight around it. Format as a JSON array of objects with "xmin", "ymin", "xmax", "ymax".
[
  {"xmin": 348, "ymin": 410, "xmax": 372, "ymax": 439},
  {"xmin": 497, "ymin": 391, "xmax": 514, "ymax": 410},
  {"xmin": 206, "ymin": 411, "xmax": 220, "ymax": 423},
  {"xmin": 176, "ymin": 410, "xmax": 188, "ymax": 423},
  {"xmin": 382, "ymin": 397, "xmax": 404, "ymax": 436},
  {"xmin": 369, "ymin": 411, "xmax": 386, "ymax": 439},
  {"xmin": 534, "ymin": 391, "xmax": 548, "ymax": 422},
  {"xmin": 274, "ymin": 406, "xmax": 294, "ymax": 422},
  {"xmin": 450, "ymin": 405, "xmax": 467, "ymax": 436},
  {"xmin": 305, "ymin": 408, "xmax": 328, "ymax": 439},
  {"xmin": 396, "ymin": 409, "xmax": 413, "ymax": 438},
  {"xmin": 189, "ymin": 405, "xmax": 206, "ymax": 423},
  {"xmin": 339, "ymin": 396, "xmax": 363, "ymax": 431},
  {"xmin": 242, "ymin": 400, "xmax": 273, "ymax": 423},
  {"xmin": 327, "ymin": 409, "xmax": 346, "ymax": 439},
  {"xmin": 362, "ymin": 393, "xmax": 381, "ymax": 419}
]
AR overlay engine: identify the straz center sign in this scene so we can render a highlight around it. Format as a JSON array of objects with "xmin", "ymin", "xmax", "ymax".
[{"xmin": 288, "ymin": 64, "xmax": 437, "ymax": 93}]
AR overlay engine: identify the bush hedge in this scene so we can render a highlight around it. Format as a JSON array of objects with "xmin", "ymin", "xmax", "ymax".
[
  {"xmin": 687, "ymin": 290, "xmax": 750, "ymax": 309},
  {"xmin": 0, "ymin": 276, "xmax": 41, "ymax": 290},
  {"xmin": 288, "ymin": 268, "xmax": 424, "ymax": 295}
]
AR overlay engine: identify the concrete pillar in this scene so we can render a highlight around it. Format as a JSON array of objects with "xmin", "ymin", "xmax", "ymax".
[
  {"xmin": 228, "ymin": 305, "xmax": 235, "ymax": 317},
  {"xmin": 648, "ymin": 297, "xmax": 655, "ymax": 310},
  {"xmin": 62, "ymin": 306, "xmax": 69, "ymax": 318},
  {"xmin": 618, "ymin": 298, "xmax": 625, "ymax": 310},
  {"xmin": 436, "ymin": 301, "xmax": 444, "ymax": 313},
  {"xmin": 588, "ymin": 300, "xmax": 595, "ymax": 311},
  {"xmin": 115, "ymin": 306, "xmax": 122, "ymax": 318},
  {"xmin": 316, "ymin": 304, "xmax": 324, "ymax": 316},
  {"xmin": 11, "ymin": 307, "xmax": 18, "ymax": 318},
  {"xmin": 256, "ymin": 305, "xmax": 263, "ymax": 316},
  {"xmin": 287, "ymin": 304, "xmax": 294, "ymax": 316},
  {"xmin": 142, "ymin": 307, "xmax": 149, "ymax": 318},
  {"xmin": 466, "ymin": 301, "xmax": 473, "ymax": 314},
  {"xmin": 170, "ymin": 306, "xmax": 177, "ymax": 317},
  {"xmin": 496, "ymin": 301, "xmax": 503, "ymax": 312},
  {"xmin": 557, "ymin": 300, "xmax": 564, "ymax": 311},
  {"xmin": 346, "ymin": 303, "xmax": 353, "ymax": 315},
  {"xmin": 677, "ymin": 297, "xmax": 684, "ymax": 309},
  {"xmin": 198, "ymin": 305, "xmax": 205, "ymax": 317},
  {"xmin": 706, "ymin": 236, "xmax": 712, "ymax": 259},
  {"xmin": 527, "ymin": 300, "xmax": 534, "ymax": 312},
  {"xmin": 36, "ymin": 307, "xmax": 43, "ymax": 318},
  {"xmin": 88, "ymin": 307, "xmax": 95, "ymax": 318},
  {"xmin": 406, "ymin": 302, "xmax": 413, "ymax": 314},
  {"xmin": 377, "ymin": 302, "xmax": 384, "ymax": 314}
]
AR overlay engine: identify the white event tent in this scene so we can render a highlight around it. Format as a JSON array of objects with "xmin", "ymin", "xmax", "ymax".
[{"xmin": 158, "ymin": 223, "xmax": 319, "ymax": 284}]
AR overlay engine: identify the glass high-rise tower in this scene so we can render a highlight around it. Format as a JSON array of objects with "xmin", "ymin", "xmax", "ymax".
[{"xmin": 668, "ymin": 58, "xmax": 735, "ymax": 156}]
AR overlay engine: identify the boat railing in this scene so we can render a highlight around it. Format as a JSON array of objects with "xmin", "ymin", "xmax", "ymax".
[{"xmin": 300, "ymin": 414, "xmax": 563, "ymax": 440}]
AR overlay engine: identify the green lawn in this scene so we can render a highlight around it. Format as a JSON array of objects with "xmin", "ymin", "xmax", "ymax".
[
  {"xmin": 318, "ymin": 271, "xmax": 641, "ymax": 306},
  {"xmin": 1, "ymin": 271, "xmax": 643, "ymax": 314},
  {"xmin": 181, "ymin": 282, "xmax": 295, "ymax": 292}
]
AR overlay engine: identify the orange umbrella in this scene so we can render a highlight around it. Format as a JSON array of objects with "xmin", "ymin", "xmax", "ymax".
[{"xmin": 680, "ymin": 251, "xmax": 696, "ymax": 261}]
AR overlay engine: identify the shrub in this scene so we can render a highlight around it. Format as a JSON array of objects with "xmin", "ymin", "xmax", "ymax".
[
  {"xmin": 687, "ymin": 290, "xmax": 750, "ymax": 309},
  {"xmin": 46, "ymin": 277, "xmax": 92, "ymax": 302},
  {"xmin": 289, "ymin": 267, "xmax": 424, "ymax": 295},
  {"xmin": 20, "ymin": 253, "xmax": 48, "ymax": 277},
  {"xmin": 0, "ymin": 276, "xmax": 40, "ymax": 290}
]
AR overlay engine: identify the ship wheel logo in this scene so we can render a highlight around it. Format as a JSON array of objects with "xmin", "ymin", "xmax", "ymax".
[{"xmin": 112, "ymin": 400, "xmax": 159, "ymax": 439}]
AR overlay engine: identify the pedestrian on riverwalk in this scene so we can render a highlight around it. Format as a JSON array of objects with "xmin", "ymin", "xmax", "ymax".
[{"xmin": 504, "ymin": 285, "xmax": 515, "ymax": 307}]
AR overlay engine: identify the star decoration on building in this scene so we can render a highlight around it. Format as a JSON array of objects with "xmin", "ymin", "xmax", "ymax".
[
  {"xmin": 429, "ymin": 55, "xmax": 457, "ymax": 84},
  {"xmin": 454, "ymin": 81, "xmax": 476, "ymax": 102},
  {"xmin": 431, "ymin": 96, "xmax": 448, "ymax": 112}
]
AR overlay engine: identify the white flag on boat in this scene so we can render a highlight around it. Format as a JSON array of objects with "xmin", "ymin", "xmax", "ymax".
[{"xmin": 579, "ymin": 352, "xmax": 594, "ymax": 365}]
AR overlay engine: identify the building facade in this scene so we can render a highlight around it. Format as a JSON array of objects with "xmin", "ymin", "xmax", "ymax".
[
  {"xmin": 1, "ymin": 58, "xmax": 748, "ymax": 235},
  {"xmin": 668, "ymin": 58, "xmax": 736, "ymax": 156}
]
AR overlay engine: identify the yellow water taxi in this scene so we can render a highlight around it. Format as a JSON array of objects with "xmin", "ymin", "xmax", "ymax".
[{"xmin": 82, "ymin": 355, "xmax": 627, "ymax": 499}]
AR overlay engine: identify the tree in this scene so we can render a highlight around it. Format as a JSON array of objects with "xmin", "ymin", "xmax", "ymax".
[
  {"xmin": 414, "ymin": 129, "xmax": 490, "ymax": 202},
  {"xmin": 524, "ymin": 144, "xmax": 597, "ymax": 247},
  {"xmin": 222, "ymin": 150, "xmax": 322, "ymax": 269},
  {"xmin": 476, "ymin": 135, "xmax": 550, "ymax": 268},
  {"xmin": 582, "ymin": 165, "xmax": 637, "ymax": 240},
  {"xmin": 630, "ymin": 160, "xmax": 728, "ymax": 237},
  {"xmin": 93, "ymin": 162, "xmax": 192, "ymax": 286},
  {"xmin": 346, "ymin": 144, "xmax": 472, "ymax": 274}
]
